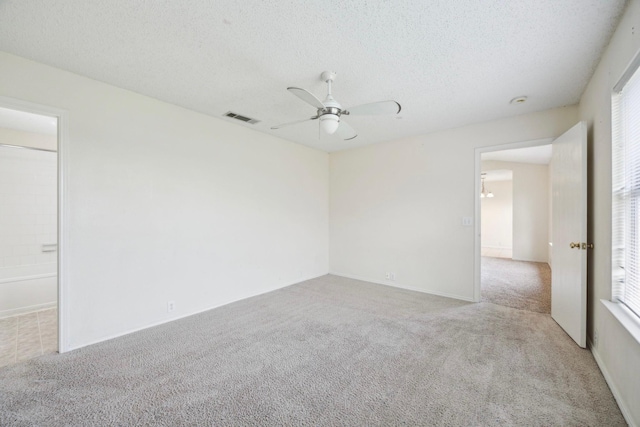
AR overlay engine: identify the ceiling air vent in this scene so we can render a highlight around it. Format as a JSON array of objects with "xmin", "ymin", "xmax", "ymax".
[{"xmin": 223, "ymin": 111, "xmax": 260, "ymax": 125}]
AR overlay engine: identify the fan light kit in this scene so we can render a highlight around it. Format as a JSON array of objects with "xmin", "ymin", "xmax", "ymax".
[{"xmin": 271, "ymin": 71, "xmax": 401, "ymax": 140}]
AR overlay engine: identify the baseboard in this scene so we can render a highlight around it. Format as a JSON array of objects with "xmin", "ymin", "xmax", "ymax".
[
  {"xmin": 0, "ymin": 301, "xmax": 56, "ymax": 319},
  {"xmin": 590, "ymin": 339, "xmax": 638, "ymax": 427},
  {"xmin": 66, "ymin": 272, "xmax": 329, "ymax": 352},
  {"xmin": 329, "ymin": 271, "xmax": 475, "ymax": 302}
]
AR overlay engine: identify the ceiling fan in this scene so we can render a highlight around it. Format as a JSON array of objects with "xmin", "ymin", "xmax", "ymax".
[{"xmin": 271, "ymin": 71, "xmax": 401, "ymax": 140}]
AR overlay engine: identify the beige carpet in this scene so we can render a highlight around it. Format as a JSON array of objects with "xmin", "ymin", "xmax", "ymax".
[
  {"xmin": 481, "ymin": 256, "xmax": 551, "ymax": 314},
  {"xmin": 0, "ymin": 275, "xmax": 624, "ymax": 426}
]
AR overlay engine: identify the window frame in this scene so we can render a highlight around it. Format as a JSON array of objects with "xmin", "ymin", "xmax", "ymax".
[{"xmin": 611, "ymin": 52, "xmax": 640, "ymax": 327}]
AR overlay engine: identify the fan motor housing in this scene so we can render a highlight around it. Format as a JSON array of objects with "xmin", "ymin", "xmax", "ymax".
[{"xmin": 320, "ymin": 106, "xmax": 342, "ymax": 117}]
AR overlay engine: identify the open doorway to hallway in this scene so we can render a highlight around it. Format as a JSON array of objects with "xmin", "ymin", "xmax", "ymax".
[
  {"xmin": 0, "ymin": 106, "xmax": 58, "ymax": 366},
  {"xmin": 480, "ymin": 145, "xmax": 552, "ymax": 314},
  {"xmin": 480, "ymin": 170, "xmax": 513, "ymax": 259}
]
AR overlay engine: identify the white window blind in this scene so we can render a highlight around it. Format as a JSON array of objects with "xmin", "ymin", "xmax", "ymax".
[{"xmin": 612, "ymin": 58, "xmax": 640, "ymax": 318}]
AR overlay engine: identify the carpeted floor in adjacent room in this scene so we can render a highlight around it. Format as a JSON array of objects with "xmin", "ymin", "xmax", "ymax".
[
  {"xmin": 0, "ymin": 275, "xmax": 624, "ymax": 426},
  {"xmin": 481, "ymin": 256, "xmax": 551, "ymax": 314}
]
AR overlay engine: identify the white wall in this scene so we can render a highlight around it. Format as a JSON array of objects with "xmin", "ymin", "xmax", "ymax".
[
  {"xmin": 0, "ymin": 52, "xmax": 329, "ymax": 350},
  {"xmin": 330, "ymin": 105, "xmax": 578, "ymax": 301},
  {"xmin": 480, "ymin": 179, "xmax": 512, "ymax": 250},
  {"xmin": 579, "ymin": 0, "xmax": 640, "ymax": 424},
  {"xmin": 482, "ymin": 160, "xmax": 549, "ymax": 263}
]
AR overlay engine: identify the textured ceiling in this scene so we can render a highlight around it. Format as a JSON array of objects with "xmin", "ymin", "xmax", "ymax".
[{"xmin": 0, "ymin": 1, "xmax": 627, "ymax": 152}]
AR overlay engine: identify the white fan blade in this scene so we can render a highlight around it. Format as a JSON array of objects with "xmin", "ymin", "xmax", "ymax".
[
  {"xmin": 271, "ymin": 116, "xmax": 318, "ymax": 130},
  {"xmin": 287, "ymin": 87, "xmax": 326, "ymax": 109},
  {"xmin": 345, "ymin": 100, "xmax": 401, "ymax": 116},
  {"xmin": 336, "ymin": 119, "xmax": 357, "ymax": 140}
]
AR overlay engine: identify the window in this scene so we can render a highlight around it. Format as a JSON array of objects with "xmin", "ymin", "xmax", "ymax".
[{"xmin": 612, "ymin": 58, "xmax": 640, "ymax": 319}]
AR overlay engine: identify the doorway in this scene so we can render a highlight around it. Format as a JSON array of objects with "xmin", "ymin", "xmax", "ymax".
[
  {"xmin": 0, "ymin": 105, "xmax": 60, "ymax": 366},
  {"xmin": 474, "ymin": 140, "xmax": 553, "ymax": 314}
]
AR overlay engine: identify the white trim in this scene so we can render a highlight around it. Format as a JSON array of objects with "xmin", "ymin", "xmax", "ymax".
[
  {"xmin": 65, "ymin": 273, "xmax": 327, "ymax": 352},
  {"xmin": 0, "ymin": 96, "xmax": 69, "ymax": 353},
  {"xmin": 0, "ymin": 301, "xmax": 56, "ymax": 319},
  {"xmin": 0, "ymin": 273, "xmax": 56, "ymax": 285},
  {"xmin": 474, "ymin": 137, "xmax": 554, "ymax": 302},
  {"xmin": 590, "ymin": 335, "xmax": 638, "ymax": 427},
  {"xmin": 329, "ymin": 271, "xmax": 475, "ymax": 302},
  {"xmin": 613, "ymin": 45, "xmax": 640, "ymax": 92}
]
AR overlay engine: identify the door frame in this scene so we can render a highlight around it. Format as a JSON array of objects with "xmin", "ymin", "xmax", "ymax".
[
  {"xmin": 473, "ymin": 137, "xmax": 553, "ymax": 302},
  {"xmin": 0, "ymin": 96, "xmax": 70, "ymax": 353}
]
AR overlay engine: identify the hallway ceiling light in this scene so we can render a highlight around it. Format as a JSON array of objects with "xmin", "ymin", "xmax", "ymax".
[{"xmin": 481, "ymin": 173, "xmax": 494, "ymax": 198}]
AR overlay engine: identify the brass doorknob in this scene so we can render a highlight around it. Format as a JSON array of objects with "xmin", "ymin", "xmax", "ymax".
[{"xmin": 570, "ymin": 242, "xmax": 580, "ymax": 249}]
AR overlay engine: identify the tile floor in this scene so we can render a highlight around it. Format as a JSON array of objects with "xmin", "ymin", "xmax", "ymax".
[
  {"xmin": 0, "ymin": 307, "xmax": 57, "ymax": 368},
  {"xmin": 481, "ymin": 247, "xmax": 513, "ymax": 259}
]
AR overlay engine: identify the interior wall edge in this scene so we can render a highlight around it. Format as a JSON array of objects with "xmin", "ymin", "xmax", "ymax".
[{"xmin": 329, "ymin": 272, "xmax": 475, "ymax": 303}]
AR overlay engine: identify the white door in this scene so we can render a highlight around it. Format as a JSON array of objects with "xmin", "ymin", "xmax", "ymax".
[{"xmin": 551, "ymin": 121, "xmax": 588, "ymax": 348}]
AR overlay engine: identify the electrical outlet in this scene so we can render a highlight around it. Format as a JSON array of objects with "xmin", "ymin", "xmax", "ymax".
[
  {"xmin": 385, "ymin": 272, "xmax": 391, "ymax": 280},
  {"xmin": 390, "ymin": 272, "xmax": 396, "ymax": 281},
  {"xmin": 594, "ymin": 329, "xmax": 599, "ymax": 346},
  {"xmin": 167, "ymin": 301, "xmax": 175, "ymax": 313}
]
